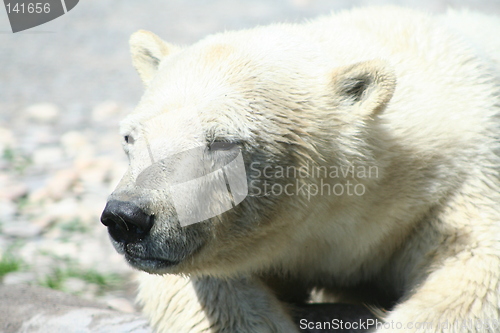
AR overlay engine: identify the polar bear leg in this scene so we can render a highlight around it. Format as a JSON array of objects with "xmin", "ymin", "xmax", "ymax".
[
  {"xmin": 137, "ymin": 273, "xmax": 299, "ymax": 333},
  {"xmin": 137, "ymin": 273, "xmax": 212, "ymax": 333},
  {"xmin": 377, "ymin": 187, "xmax": 500, "ymax": 333},
  {"xmin": 376, "ymin": 252, "xmax": 500, "ymax": 333}
]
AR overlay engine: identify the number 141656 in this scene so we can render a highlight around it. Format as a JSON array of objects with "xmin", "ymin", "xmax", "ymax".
[{"xmin": 6, "ymin": 2, "xmax": 50, "ymax": 14}]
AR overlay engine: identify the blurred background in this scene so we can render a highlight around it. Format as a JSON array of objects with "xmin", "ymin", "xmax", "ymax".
[{"xmin": 1, "ymin": 0, "xmax": 500, "ymax": 314}]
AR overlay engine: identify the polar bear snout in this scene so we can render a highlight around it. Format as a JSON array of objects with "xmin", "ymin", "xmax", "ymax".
[{"xmin": 100, "ymin": 200, "xmax": 154, "ymax": 244}]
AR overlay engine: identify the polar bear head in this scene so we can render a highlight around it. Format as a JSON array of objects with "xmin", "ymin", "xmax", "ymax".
[{"xmin": 100, "ymin": 29, "xmax": 396, "ymax": 276}]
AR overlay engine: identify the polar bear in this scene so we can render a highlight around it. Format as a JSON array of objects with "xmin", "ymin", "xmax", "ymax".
[{"xmin": 100, "ymin": 6, "xmax": 500, "ymax": 333}]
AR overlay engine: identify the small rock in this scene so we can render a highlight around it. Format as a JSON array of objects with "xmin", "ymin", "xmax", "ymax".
[
  {"xmin": 63, "ymin": 277, "xmax": 88, "ymax": 294},
  {"xmin": 98, "ymin": 133, "xmax": 125, "ymax": 153},
  {"xmin": 79, "ymin": 283, "xmax": 100, "ymax": 299},
  {"xmin": 39, "ymin": 239, "xmax": 79, "ymax": 259},
  {"xmin": 291, "ymin": 0, "xmax": 314, "ymax": 8},
  {"xmin": 60, "ymin": 131, "xmax": 94, "ymax": 158},
  {"xmin": 0, "ymin": 127, "xmax": 16, "ymax": 152},
  {"xmin": 105, "ymin": 297, "xmax": 137, "ymax": 313},
  {"xmin": 80, "ymin": 158, "xmax": 114, "ymax": 188},
  {"xmin": 51, "ymin": 197, "xmax": 80, "ymax": 218},
  {"xmin": 45, "ymin": 168, "xmax": 78, "ymax": 200},
  {"xmin": 16, "ymin": 243, "xmax": 56, "ymax": 276},
  {"xmin": 0, "ymin": 182, "xmax": 28, "ymax": 201},
  {"xmin": 25, "ymin": 103, "xmax": 60, "ymax": 123},
  {"xmin": 31, "ymin": 215, "xmax": 54, "ymax": 229},
  {"xmin": 0, "ymin": 173, "xmax": 10, "ymax": 185},
  {"xmin": 92, "ymin": 101, "xmax": 121, "ymax": 122},
  {"xmin": 32, "ymin": 146, "xmax": 64, "ymax": 168},
  {"xmin": 0, "ymin": 200, "xmax": 17, "ymax": 222},
  {"xmin": 81, "ymin": 168, "xmax": 107, "ymax": 189},
  {"xmin": 2, "ymin": 271, "xmax": 37, "ymax": 285},
  {"xmin": 25, "ymin": 127, "xmax": 58, "ymax": 147},
  {"xmin": 2, "ymin": 221, "xmax": 42, "ymax": 238},
  {"xmin": 61, "ymin": 131, "xmax": 88, "ymax": 149},
  {"xmin": 0, "ymin": 234, "xmax": 7, "ymax": 246},
  {"xmin": 16, "ymin": 242, "xmax": 38, "ymax": 265},
  {"xmin": 74, "ymin": 156, "xmax": 96, "ymax": 172},
  {"xmin": 28, "ymin": 188, "xmax": 51, "ymax": 203}
]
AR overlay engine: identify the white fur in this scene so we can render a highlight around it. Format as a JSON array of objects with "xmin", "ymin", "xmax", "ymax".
[{"xmin": 115, "ymin": 6, "xmax": 500, "ymax": 333}]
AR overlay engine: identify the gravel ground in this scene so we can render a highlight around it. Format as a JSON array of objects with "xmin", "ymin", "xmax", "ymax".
[{"xmin": 1, "ymin": 0, "xmax": 500, "ymax": 315}]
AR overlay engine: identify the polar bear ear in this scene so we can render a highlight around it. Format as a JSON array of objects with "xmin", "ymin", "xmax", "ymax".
[
  {"xmin": 129, "ymin": 30, "xmax": 180, "ymax": 86},
  {"xmin": 330, "ymin": 60, "xmax": 396, "ymax": 117}
]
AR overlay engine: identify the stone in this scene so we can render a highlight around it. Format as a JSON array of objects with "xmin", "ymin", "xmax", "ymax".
[
  {"xmin": 63, "ymin": 277, "xmax": 88, "ymax": 294},
  {"xmin": 60, "ymin": 131, "xmax": 94, "ymax": 159},
  {"xmin": 45, "ymin": 168, "xmax": 79, "ymax": 200},
  {"xmin": 25, "ymin": 103, "xmax": 60, "ymax": 123},
  {"xmin": 45, "ymin": 197, "xmax": 80, "ymax": 221},
  {"xmin": 79, "ymin": 157, "xmax": 114, "ymax": 189},
  {"xmin": 105, "ymin": 297, "xmax": 137, "ymax": 313},
  {"xmin": 40, "ymin": 239, "xmax": 79, "ymax": 258},
  {"xmin": 0, "ymin": 200, "xmax": 16, "ymax": 222},
  {"xmin": 31, "ymin": 215, "xmax": 54, "ymax": 229},
  {"xmin": 32, "ymin": 146, "xmax": 65, "ymax": 168},
  {"xmin": 2, "ymin": 271, "xmax": 37, "ymax": 285},
  {"xmin": 0, "ymin": 181, "xmax": 28, "ymax": 201},
  {"xmin": 0, "ymin": 127, "xmax": 16, "ymax": 152},
  {"xmin": 92, "ymin": 101, "xmax": 121, "ymax": 123},
  {"xmin": 25, "ymin": 126, "xmax": 58, "ymax": 147},
  {"xmin": 2, "ymin": 220, "xmax": 42, "ymax": 238},
  {"xmin": 0, "ymin": 285, "xmax": 153, "ymax": 333}
]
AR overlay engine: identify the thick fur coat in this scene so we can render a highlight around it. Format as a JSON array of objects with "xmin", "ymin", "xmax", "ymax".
[{"xmin": 103, "ymin": 6, "xmax": 500, "ymax": 333}]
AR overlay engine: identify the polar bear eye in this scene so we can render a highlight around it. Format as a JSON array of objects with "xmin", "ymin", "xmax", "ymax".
[
  {"xmin": 124, "ymin": 135, "xmax": 135, "ymax": 144},
  {"xmin": 209, "ymin": 142, "xmax": 237, "ymax": 151}
]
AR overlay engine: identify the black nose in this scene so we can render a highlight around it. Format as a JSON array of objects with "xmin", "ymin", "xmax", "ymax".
[{"xmin": 100, "ymin": 200, "xmax": 154, "ymax": 244}]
